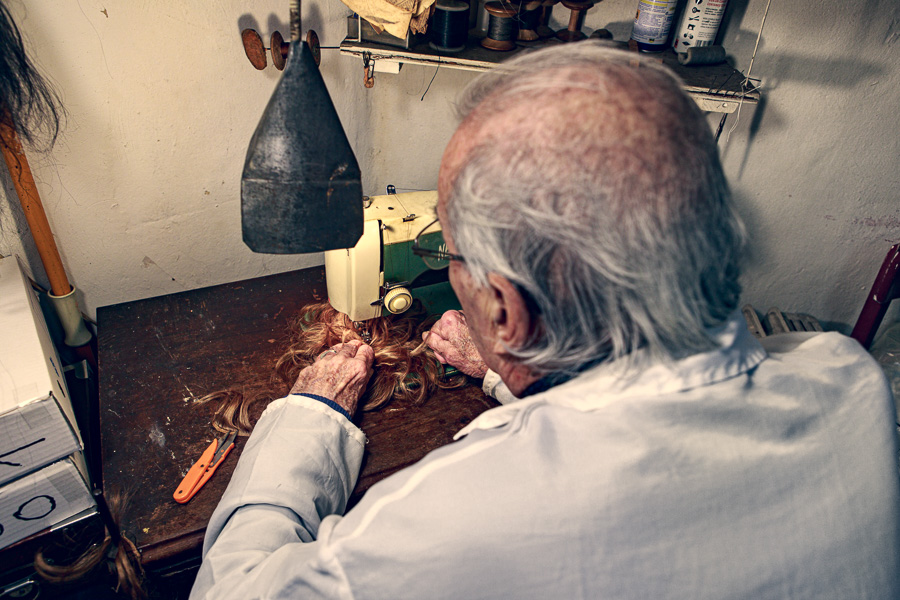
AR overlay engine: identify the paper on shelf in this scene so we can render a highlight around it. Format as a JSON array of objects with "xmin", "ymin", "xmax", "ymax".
[{"xmin": 340, "ymin": 0, "xmax": 436, "ymax": 38}]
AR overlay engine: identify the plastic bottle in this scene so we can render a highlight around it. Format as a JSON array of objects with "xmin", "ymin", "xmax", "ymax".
[
  {"xmin": 672, "ymin": 0, "xmax": 729, "ymax": 53},
  {"xmin": 630, "ymin": 0, "xmax": 679, "ymax": 52}
]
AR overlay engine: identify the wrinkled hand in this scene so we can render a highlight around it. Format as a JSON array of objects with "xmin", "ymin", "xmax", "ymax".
[
  {"xmin": 424, "ymin": 310, "xmax": 489, "ymax": 379},
  {"xmin": 290, "ymin": 340, "xmax": 375, "ymax": 416}
]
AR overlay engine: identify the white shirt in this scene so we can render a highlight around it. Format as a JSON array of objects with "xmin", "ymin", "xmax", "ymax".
[{"xmin": 191, "ymin": 313, "xmax": 900, "ymax": 599}]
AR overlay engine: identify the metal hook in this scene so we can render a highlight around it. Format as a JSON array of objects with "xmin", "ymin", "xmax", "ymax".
[{"xmin": 363, "ymin": 52, "xmax": 375, "ymax": 88}]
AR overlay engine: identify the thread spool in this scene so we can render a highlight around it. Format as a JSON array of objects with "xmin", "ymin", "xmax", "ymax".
[
  {"xmin": 271, "ymin": 31, "xmax": 287, "ymax": 70},
  {"xmin": 556, "ymin": 0, "xmax": 593, "ymax": 42},
  {"xmin": 535, "ymin": 0, "xmax": 560, "ymax": 38},
  {"xmin": 677, "ymin": 44, "xmax": 726, "ymax": 66},
  {"xmin": 430, "ymin": 0, "xmax": 470, "ymax": 52},
  {"xmin": 517, "ymin": 0, "xmax": 543, "ymax": 41},
  {"xmin": 481, "ymin": 1, "xmax": 518, "ymax": 51},
  {"xmin": 241, "ymin": 28, "xmax": 321, "ymax": 70}
]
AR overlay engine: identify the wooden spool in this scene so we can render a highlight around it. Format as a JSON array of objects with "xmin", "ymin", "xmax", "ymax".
[
  {"xmin": 0, "ymin": 121, "xmax": 71, "ymax": 297},
  {"xmin": 241, "ymin": 28, "xmax": 320, "ymax": 71},
  {"xmin": 556, "ymin": 0, "xmax": 593, "ymax": 42},
  {"xmin": 481, "ymin": 1, "xmax": 518, "ymax": 51},
  {"xmin": 517, "ymin": 0, "xmax": 544, "ymax": 41},
  {"xmin": 241, "ymin": 29, "xmax": 267, "ymax": 69},
  {"xmin": 536, "ymin": 0, "xmax": 561, "ymax": 39},
  {"xmin": 271, "ymin": 31, "xmax": 287, "ymax": 70}
]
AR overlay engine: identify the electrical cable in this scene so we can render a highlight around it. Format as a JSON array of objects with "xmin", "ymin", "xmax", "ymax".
[{"xmin": 725, "ymin": 0, "xmax": 773, "ymax": 144}]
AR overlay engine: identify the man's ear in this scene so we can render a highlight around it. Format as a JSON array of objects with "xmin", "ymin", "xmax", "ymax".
[{"xmin": 486, "ymin": 273, "xmax": 534, "ymax": 355}]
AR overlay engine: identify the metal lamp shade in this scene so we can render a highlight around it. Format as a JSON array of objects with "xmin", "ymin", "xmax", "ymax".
[{"xmin": 241, "ymin": 41, "xmax": 363, "ymax": 253}]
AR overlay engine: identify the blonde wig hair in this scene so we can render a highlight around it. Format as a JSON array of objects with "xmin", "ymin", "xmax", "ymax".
[
  {"xmin": 34, "ymin": 489, "xmax": 146, "ymax": 599},
  {"xmin": 203, "ymin": 302, "xmax": 466, "ymax": 435}
]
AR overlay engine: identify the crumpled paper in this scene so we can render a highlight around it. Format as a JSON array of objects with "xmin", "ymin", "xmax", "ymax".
[{"xmin": 340, "ymin": 0, "xmax": 436, "ymax": 38}]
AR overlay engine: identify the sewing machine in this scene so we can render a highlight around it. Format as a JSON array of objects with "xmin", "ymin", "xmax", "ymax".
[{"xmin": 324, "ymin": 190, "xmax": 459, "ymax": 325}]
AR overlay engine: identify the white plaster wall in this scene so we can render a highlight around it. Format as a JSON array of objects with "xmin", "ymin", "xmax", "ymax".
[
  {"xmin": 1, "ymin": 0, "xmax": 369, "ymax": 316},
  {"xmin": 2, "ymin": 0, "xmax": 899, "ymax": 332},
  {"xmin": 714, "ymin": 0, "xmax": 900, "ymax": 331}
]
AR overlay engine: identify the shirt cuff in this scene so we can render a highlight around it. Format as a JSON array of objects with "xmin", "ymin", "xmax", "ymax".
[
  {"xmin": 260, "ymin": 395, "xmax": 366, "ymax": 448},
  {"xmin": 292, "ymin": 392, "xmax": 352, "ymax": 421},
  {"xmin": 482, "ymin": 369, "xmax": 520, "ymax": 405}
]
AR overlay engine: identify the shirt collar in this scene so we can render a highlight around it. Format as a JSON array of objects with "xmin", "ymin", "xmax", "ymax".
[{"xmin": 454, "ymin": 311, "xmax": 768, "ymax": 440}]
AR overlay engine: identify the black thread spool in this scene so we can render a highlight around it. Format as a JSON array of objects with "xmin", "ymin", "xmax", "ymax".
[
  {"xmin": 517, "ymin": 0, "xmax": 543, "ymax": 41},
  {"xmin": 430, "ymin": 0, "xmax": 470, "ymax": 53},
  {"xmin": 481, "ymin": 1, "xmax": 518, "ymax": 51},
  {"xmin": 677, "ymin": 45, "xmax": 727, "ymax": 66}
]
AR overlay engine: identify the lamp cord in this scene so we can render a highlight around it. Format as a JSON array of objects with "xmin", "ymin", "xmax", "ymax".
[{"xmin": 290, "ymin": 0, "xmax": 301, "ymax": 42}]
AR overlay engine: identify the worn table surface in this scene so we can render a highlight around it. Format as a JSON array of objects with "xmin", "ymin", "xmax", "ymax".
[{"xmin": 97, "ymin": 267, "xmax": 498, "ymax": 569}]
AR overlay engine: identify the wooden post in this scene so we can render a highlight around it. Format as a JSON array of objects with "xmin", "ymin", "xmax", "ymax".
[
  {"xmin": 1, "ymin": 120, "xmax": 95, "ymax": 364},
  {"xmin": 0, "ymin": 120, "xmax": 71, "ymax": 296}
]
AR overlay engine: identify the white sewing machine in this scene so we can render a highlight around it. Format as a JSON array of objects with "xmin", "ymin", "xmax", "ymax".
[{"xmin": 324, "ymin": 190, "xmax": 459, "ymax": 324}]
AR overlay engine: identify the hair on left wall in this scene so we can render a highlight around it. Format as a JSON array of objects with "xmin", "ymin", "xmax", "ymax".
[{"xmin": 0, "ymin": 0, "xmax": 65, "ymax": 149}]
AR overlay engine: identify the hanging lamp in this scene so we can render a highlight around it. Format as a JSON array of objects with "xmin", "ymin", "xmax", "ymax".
[{"xmin": 241, "ymin": 0, "xmax": 363, "ymax": 253}]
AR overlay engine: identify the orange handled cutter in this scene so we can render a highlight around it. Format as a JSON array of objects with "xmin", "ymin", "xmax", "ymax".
[{"xmin": 173, "ymin": 430, "xmax": 237, "ymax": 504}]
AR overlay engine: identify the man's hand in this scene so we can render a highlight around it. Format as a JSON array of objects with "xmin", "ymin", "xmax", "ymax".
[
  {"xmin": 424, "ymin": 310, "xmax": 489, "ymax": 379},
  {"xmin": 290, "ymin": 340, "xmax": 375, "ymax": 416}
]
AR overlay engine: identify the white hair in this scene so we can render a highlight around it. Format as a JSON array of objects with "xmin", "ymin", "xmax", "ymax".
[{"xmin": 445, "ymin": 42, "xmax": 746, "ymax": 374}]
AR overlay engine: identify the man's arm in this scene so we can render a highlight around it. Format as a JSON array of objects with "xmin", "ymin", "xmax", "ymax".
[
  {"xmin": 425, "ymin": 310, "xmax": 518, "ymax": 404},
  {"xmin": 190, "ymin": 341, "xmax": 373, "ymax": 599},
  {"xmin": 423, "ymin": 310, "xmax": 489, "ymax": 378}
]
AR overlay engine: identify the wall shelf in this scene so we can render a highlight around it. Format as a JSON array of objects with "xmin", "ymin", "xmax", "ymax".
[{"xmin": 339, "ymin": 36, "xmax": 758, "ymax": 114}]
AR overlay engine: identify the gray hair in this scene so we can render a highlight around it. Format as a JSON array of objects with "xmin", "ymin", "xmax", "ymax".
[{"xmin": 445, "ymin": 42, "xmax": 745, "ymax": 374}]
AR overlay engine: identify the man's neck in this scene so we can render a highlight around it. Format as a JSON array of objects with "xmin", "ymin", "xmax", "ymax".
[
  {"xmin": 492, "ymin": 361, "xmax": 541, "ymax": 398},
  {"xmin": 498, "ymin": 356, "xmax": 607, "ymax": 399}
]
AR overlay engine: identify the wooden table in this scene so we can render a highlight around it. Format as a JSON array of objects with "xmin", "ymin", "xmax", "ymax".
[{"xmin": 97, "ymin": 267, "xmax": 498, "ymax": 573}]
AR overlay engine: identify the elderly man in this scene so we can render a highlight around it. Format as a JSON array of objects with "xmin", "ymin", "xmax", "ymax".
[{"xmin": 192, "ymin": 44, "xmax": 900, "ymax": 599}]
